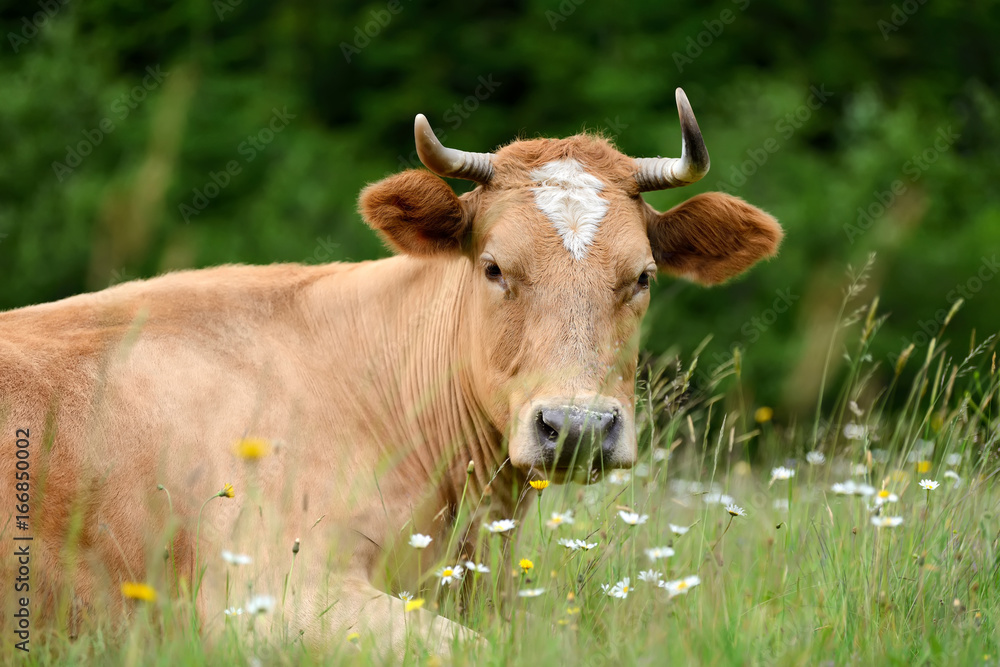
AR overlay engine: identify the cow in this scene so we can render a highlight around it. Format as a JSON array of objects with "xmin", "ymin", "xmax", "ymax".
[{"xmin": 0, "ymin": 88, "xmax": 781, "ymax": 656}]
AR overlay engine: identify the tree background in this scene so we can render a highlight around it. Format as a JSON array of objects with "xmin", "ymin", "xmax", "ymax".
[{"xmin": 1, "ymin": 0, "xmax": 998, "ymax": 414}]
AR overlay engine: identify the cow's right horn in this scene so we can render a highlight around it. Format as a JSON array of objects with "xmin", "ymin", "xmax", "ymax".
[
  {"xmin": 414, "ymin": 114, "xmax": 495, "ymax": 184},
  {"xmin": 634, "ymin": 88, "xmax": 711, "ymax": 191}
]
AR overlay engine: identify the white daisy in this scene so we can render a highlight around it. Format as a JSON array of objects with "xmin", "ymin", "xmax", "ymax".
[
  {"xmin": 464, "ymin": 561, "xmax": 490, "ymax": 574},
  {"xmin": 637, "ymin": 570, "xmax": 662, "ymax": 584},
  {"xmin": 918, "ymin": 479, "xmax": 939, "ymax": 491},
  {"xmin": 618, "ymin": 510, "xmax": 648, "ymax": 526},
  {"xmin": 644, "ymin": 546, "xmax": 675, "ymax": 561},
  {"xmin": 660, "ymin": 575, "xmax": 701, "ymax": 597},
  {"xmin": 221, "ymin": 550, "xmax": 252, "ymax": 566},
  {"xmin": 517, "ymin": 588, "xmax": 546, "ymax": 598},
  {"xmin": 398, "ymin": 591, "xmax": 413, "ymax": 602},
  {"xmin": 246, "ymin": 595, "xmax": 276, "ymax": 615},
  {"xmin": 874, "ymin": 489, "xmax": 899, "ymax": 505},
  {"xmin": 607, "ymin": 469, "xmax": 632, "ymax": 485},
  {"xmin": 602, "ymin": 577, "xmax": 631, "ymax": 599},
  {"xmin": 871, "ymin": 516, "xmax": 904, "ymax": 528},
  {"xmin": 408, "ymin": 533, "xmax": 433, "ymax": 549},
  {"xmin": 806, "ymin": 451, "xmax": 826, "ymax": 465},
  {"xmin": 546, "ymin": 511, "xmax": 575, "ymax": 529},
  {"xmin": 725, "ymin": 504, "xmax": 746, "ymax": 517},
  {"xmin": 483, "ymin": 519, "xmax": 516, "ymax": 533},
  {"xmin": 224, "ymin": 606, "xmax": 244, "ymax": 616},
  {"xmin": 668, "ymin": 523, "xmax": 690, "ymax": 535},
  {"xmin": 771, "ymin": 466, "xmax": 795, "ymax": 481},
  {"xmin": 843, "ymin": 424, "xmax": 867, "ymax": 440},
  {"xmin": 436, "ymin": 565, "xmax": 464, "ymax": 585}
]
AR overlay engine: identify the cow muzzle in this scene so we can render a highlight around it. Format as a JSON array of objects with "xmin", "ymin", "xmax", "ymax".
[{"xmin": 509, "ymin": 396, "xmax": 634, "ymax": 480}]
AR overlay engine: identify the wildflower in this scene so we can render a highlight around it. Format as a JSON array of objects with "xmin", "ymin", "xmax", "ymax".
[
  {"xmin": 668, "ymin": 525, "xmax": 689, "ymax": 537},
  {"xmin": 602, "ymin": 577, "xmax": 631, "ymax": 599},
  {"xmin": 843, "ymin": 424, "xmax": 867, "ymax": 440},
  {"xmin": 652, "ymin": 447, "xmax": 670, "ymax": 462},
  {"xmin": 660, "ymin": 575, "xmax": 701, "ymax": 597},
  {"xmin": 607, "ymin": 469, "xmax": 632, "ymax": 485},
  {"xmin": 945, "ymin": 453, "xmax": 962, "ymax": 467},
  {"xmin": 806, "ymin": 451, "xmax": 826, "ymax": 465},
  {"xmin": 638, "ymin": 570, "xmax": 662, "ymax": 584},
  {"xmin": 771, "ymin": 466, "xmax": 795, "ymax": 481},
  {"xmin": 618, "ymin": 510, "xmax": 648, "ymax": 526},
  {"xmin": 831, "ymin": 482, "xmax": 851, "ymax": 495},
  {"xmin": 224, "ymin": 607, "xmax": 243, "ymax": 616},
  {"xmin": 233, "ymin": 437, "xmax": 272, "ymax": 460},
  {"xmin": 219, "ymin": 483, "xmax": 235, "ymax": 498},
  {"xmin": 346, "ymin": 632, "xmax": 360, "ymax": 643},
  {"xmin": 754, "ymin": 406, "xmax": 773, "ymax": 423},
  {"xmin": 398, "ymin": 591, "xmax": 413, "ymax": 602},
  {"xmin": 558, "ymin": 538, "xmax": 597, "ymax": 550},
  {"xmin": 916, "ymin": 460, "xmax": 932, "ymax": 473},
  {"xmin": 848, "ymin": 400, "xmax": 864, "ymax": 417},
  {"xmin": 703, "ymin": 492, "xmax": 735, "ymax": 506},
  {"xmin": 436, "ymin": 565, "xmax": 464, "ymax": 585},
  {"xmin": 484, "ymin": 519, "xmax": 516, "ymax": 533},
  {"xmin": 518, "ymin": 588, "xmax": 546, "ymax": 598},
  {"xmin": 529, "ymin": 479, "xmax": 550, "ymax": 491},
  {"xmin": 519, "ymin": 558, "xmax": 534, "ymax": 574},
  {"xmin": 221, "ymin": 550, "xmax": 252, "ymax": 566},
  {"xmin": 851, "ymin": 463, "xmax": 869, "ymax": 476},
  {"xmin": 546, "ymin": 511, "xmax": 575, "ymax": 529},
  {"xmin": 944, "ymin": 470, "xmax": 962, "ymax": 487},
  {"xmin": 725, "ymin": 504, "xmax": 746, "ymax": 517},
  {"xmin": 464, "ymin": 561, "xmax": 490, "ymax": 574},
  {"xmin": 871, "ymin": 516, "xmax": 904, "ymax": 528},
  {"xmin": 121, "ymin": 582, "xmax": 157, "ymax": 602},
  {"xmin": 633, "ymin": 463, "xmax": 651, "ymax": 478},
  {"xmin": 919, "ymin": 479, "xmax": 939, "ymax": 491},
  {"xmin": 246, "ymin": 595, "xmax": 276, "ymax": 614},
  {"xmin": 874, "ymin": 489, "xmax": 899, "ymax": 505},
  {"xmin": 404, "ymin": 598, "xmax": 425, "ymax": 612},
  {"xmin": 408, "ymin": 533, "xmax": 433, "ymax": 549},
  {"xmin": 644, "ymin": 546, "xmax": 675, "ymax": 561}
]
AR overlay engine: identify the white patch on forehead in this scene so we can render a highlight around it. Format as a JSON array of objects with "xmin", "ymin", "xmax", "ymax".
[{"xmin": 529, "ymin": 158, "xmax": 609, "ymax": 261}]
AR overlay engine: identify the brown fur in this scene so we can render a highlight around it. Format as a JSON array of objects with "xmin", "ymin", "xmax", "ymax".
[{"xmin": 0, "ymin": 129, "xmax": 781, "ymax": 658}]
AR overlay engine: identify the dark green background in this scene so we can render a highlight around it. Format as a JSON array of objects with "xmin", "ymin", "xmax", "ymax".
[{"xmin": 1, "ymin": 0, "xmax": 998, "ymax": 411}]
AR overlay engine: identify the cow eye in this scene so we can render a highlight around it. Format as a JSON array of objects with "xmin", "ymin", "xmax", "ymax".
[
  {"xmin": 637, "ymin": 272, "xmax": 650, "ymax": 290},
  {"xmin": 484, "ymin": 262, "xmax": 503, "ymax": 282}
]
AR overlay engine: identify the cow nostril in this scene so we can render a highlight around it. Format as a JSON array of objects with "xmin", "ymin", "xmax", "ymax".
[{"xmin": 536, "ymin": 411, "xmax": 561, "ymax": 444}]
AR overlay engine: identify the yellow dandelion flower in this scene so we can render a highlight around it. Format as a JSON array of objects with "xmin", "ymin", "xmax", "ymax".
[
  {"xmin": 121, "ymin": 582, "xmax": 157, "ymax": 602},
  {"xmin": 404, "ymin": 598, "xmax": 425, "ymax": 612},
  {"xmin": 219, "ymin": 482, "xmax": 235, "ymax": 498},
  {"xmin": 917, "ymin": 460, "xmax": 932, "ymax": 474},
  {"xmin": 529, "ymin": 479, "xmax": 549, "ymax": 491},
  {"xmin": 346, "ymin": 632, "xmax": 360, "ymax": 643},
  {"xmin": 754, "ymin": 407, "xmax": 773, "ymax": 424},
  {"xmin": 233, "ymin": 437, "xmax": 272, "ymax": 461},
  {"xmin": 519, "ymin": 558, "xmax": 534, "ymax": 573}
]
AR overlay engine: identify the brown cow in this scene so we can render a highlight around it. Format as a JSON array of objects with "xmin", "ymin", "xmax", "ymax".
[{"xmin": 0, "ymin": 89, "xmax": 780, "ymax": 655}]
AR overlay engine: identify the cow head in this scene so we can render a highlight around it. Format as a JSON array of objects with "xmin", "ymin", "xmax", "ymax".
[{"xmin": 360, "ymin": 89, "xmax": 782, "ymax": 483}]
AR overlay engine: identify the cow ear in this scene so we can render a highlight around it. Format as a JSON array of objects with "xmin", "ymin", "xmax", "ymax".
[
  {"xmin": 647, "ymin": 192, "xmax": 783, "ymax": 285},
  {"xmin": 359, "ymin": 170, "xmax": 471, "ymax": 256}
]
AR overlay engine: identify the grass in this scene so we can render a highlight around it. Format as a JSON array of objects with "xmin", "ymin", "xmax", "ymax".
[{"xmin": 4, "ymin": 263, "xmax": 999, "ymax": 666}]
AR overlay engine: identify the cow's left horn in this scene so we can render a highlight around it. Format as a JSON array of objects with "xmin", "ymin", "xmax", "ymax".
[
  {"xmin": 634, "ymin": 88, "xmax": 711, "ymax": 191},
  {"xmin": 414, "ymin": 114, "xmax": 494, "ymax": 184}
]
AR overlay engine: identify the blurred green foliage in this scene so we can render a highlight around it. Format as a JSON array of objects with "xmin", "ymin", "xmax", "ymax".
[{"xmin": 1, "ymin": 0, "xmax": 998, "ymax": 411}]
